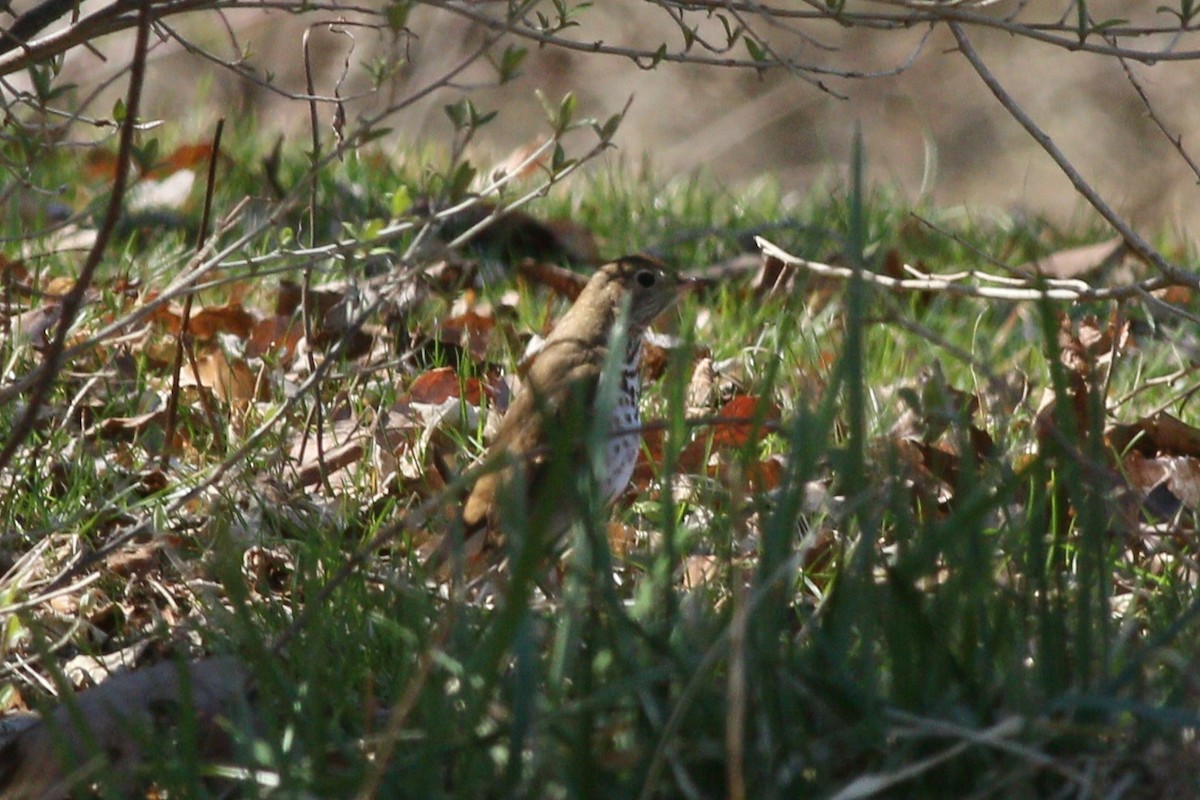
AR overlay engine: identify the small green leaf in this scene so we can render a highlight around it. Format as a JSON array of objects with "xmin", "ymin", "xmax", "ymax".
[
  {"xmin": 745, "ymin": 37, "xmax": 767, "ymax": 62},
  {"xmin": 498, "ymin": 45, "xmax": 528, "ymax": 84},
  {"xmin": 386, "ymin": 0, "xmax": 413, "ymax": 31},
  {"xmin": 550, "ymin": 143, "xmax": 575, "ymax": 174},
  {"xmin": 593, "ymin": 112, "xmax": 623, "ymax": 143},
  {"xmin": 717, "ymin": 14, "xmax": 738, "ymax": 46},
  {"xmin": 390, "ymin": 186, "xmax": 412, "ymax": 218},
  {"xmin": 447, "ymin": 161, "xmax": 477, "ymax": 201},
  {"xmin": 650, "ymin": 43, "xmax": 667, "ymax": 68},
  {"xmin": 112, "ymin": 98, "xmax": 126, "ymax": 124},
  {"xmin": 444, "ymin": 101, "xmax": 467, "ymax": 129},
  {"xmin": 556, "ymin": 92, "xmax": 577, "ymax": 132}
]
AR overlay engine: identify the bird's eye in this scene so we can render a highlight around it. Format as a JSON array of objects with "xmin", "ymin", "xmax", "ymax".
[{"xmin": 635, "ymin": 270, "xmax": 656, "ymax": 288}]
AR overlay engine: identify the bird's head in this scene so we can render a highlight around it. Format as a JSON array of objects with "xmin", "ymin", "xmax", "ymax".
[{"xmin": 590, "ymin": 254, "xmax": 684, "ymax": 331}]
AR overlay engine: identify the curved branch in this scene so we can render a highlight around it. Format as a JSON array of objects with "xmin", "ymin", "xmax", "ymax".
[{"xmin": 948, "ymin": 22, "xmax": 1199, "ymax": 290}]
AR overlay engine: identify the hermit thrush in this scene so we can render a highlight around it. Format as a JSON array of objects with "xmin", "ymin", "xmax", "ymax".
[{"xmin": 432, "ymin": 254, "xmax": 684, "ymax": 574}]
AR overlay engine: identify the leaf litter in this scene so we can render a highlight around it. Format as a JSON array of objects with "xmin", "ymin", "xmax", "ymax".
[{"xmin": 5, "ymin": 186, "xmax": 1200, "ymax": 795}]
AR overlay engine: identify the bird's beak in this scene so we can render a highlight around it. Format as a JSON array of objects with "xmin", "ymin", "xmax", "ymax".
[{"xmin": 678, "ymin": 274, "xmax": 705, "ymax": 295}]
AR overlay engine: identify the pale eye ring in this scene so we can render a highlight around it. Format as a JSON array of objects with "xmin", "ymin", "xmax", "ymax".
[{"xmin": 635, "ymin": 269, "xmax": 656, "ymax": 288}]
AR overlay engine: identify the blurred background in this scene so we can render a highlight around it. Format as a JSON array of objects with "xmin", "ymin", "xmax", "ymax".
[{"xmin": 10, "ymin": 1, "xmax": 1200, "ymax": 232}]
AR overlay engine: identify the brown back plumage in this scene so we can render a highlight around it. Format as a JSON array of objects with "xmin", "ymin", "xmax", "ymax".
[{"xmin": 442, "ymin": 254, "xmax": 683, "ymax": 572}]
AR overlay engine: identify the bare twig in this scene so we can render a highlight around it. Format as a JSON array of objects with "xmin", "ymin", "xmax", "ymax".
[
  {"xmin": 755, "ymin": 237, "xmax": 1173, "ymax": 301},
  {"xmin": 1115, "ymin": 54, "xmax": 1200, "ymax": 185},
  {"xmin": 162, "ymin": 118, "xmax": 226, "ymax": 466},
  {"xmin": 948, "ymin": 22, "xmax": 1199, "ymax": 291}
]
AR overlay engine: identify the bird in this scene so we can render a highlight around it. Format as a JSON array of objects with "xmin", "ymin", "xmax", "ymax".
[{"xmin": 430, "ymin": 254, "xmax": 685, "ymax": 578}]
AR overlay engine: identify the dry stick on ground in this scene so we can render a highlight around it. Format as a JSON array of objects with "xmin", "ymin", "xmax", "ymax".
[
  {"xmin": 301, "ymin": 22, "xmax": 333, "ymax": 495},
  {"xmin": 0, "ymin": 1, "xmax": 150, "ymax": 477},
  {"xmin": 755, "ymin": 237, "xmax": 1174, "ymax": 302}
]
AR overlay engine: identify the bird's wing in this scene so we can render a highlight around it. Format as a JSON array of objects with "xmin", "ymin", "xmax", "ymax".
[{"xmin": 461, "ymin": 345, "xmax": 602, "ymax": 532}]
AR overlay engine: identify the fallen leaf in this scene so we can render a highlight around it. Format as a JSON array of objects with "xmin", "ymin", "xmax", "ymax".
[
  {"xmin": 1109, "ymin": 412, "xmax": 1200, "ymax": 458},
  {"xmin": 152, "ymin": 298, "xmax": 256, "ymax": 341},
  {"xmin": 408, "ymin": 366, "xmax": 496, "ymax": 406},
  {"xmin": 148, "ymin": 142, "xmax": 216, "ymax": 178},
  {"xmin": 178, "ymin": 349, "xmax": 260, "ymax": 404},
  {"xmin": 712, "ymin": 394, "xmax": 776, "ymax": 448},
  {"xmin": 246, "ymin": 315, "xmax": 303, "ymax": 360},
  {"xmin": 516, "ymin": 259, "xmax": 588, "ymax": 299},
  {"xmin": 439, "ymin": 308, "xmax": 496, "ymax": 362},
  {"xmin": 1019, "ymin": 237, "xmax": 1127, "ymax": 280}
]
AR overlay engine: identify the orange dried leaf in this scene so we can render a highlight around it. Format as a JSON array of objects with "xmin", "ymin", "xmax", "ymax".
[
  {"xmin": 0, "ymin": 254, "xmax": 30, "ymax": 283},
  {"xmin": 440, "ymin": 309, "xmax": 496, "ymax": 362},
  {"xmin": 712, "ymin": 394, "xmax": 775, "ymax": 448},
  {"xmin": 746, "ymin": 456, "xmax": 784, "ymax": 492},
  {"xmin": 408, "ymin": 367, "xmax": 489, "ymax": 405},
  {"xmin": 516, "ymin": 259, "xmax": 588, "ymax": 299},
  {"xmin": 1123, "ymin": 450, "xmax": 1168, "ymax": 494},
  {"xmin": 148, "ymin": 142, "xmax": 215, "ymax": 178},
  {"xmin": 153, "ymin": 300, "xmax": 256, "ymax": 341},
  {"xmin": 179, "ymin": 350, "xmax": 259, "ymax": 403},
  {"xmin": 246, "ymin": 315, "xmax": 303, "ymax": 360}
]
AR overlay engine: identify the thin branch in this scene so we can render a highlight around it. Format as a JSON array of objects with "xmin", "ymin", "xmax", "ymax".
[
  {"xmin": 755, "ymin": 237, "xmax": 1173, "ymax": 301},
  {"xmin": 948, "ymin": 22, "xmax": 1200, "ymax": 291},
  {"xmin": 1115, "ymin": 53, "xmax": 1200, "ymax": 185}
]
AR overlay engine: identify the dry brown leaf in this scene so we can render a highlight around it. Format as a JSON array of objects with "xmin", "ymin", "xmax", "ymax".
[
  {"xmin": 608, "ymin": 521, "xmax": 639, "ymax": 557},
  {"xmin": 178, "ymin": 349, "xmax": 260, "ymax": 404},
  {"xmin": 1109, "ymin": 412, "xmax": 1200, "ymax": 458},
  {"xmin": 246, "ymin": 315, "xmax": 303, "ymax": 360},
  {"xmin": 147, "ymin": 142, "xmax": 216, "ymax": 178},
  {"xmin": 1122, "ymin": 452, "xmax": 1200, "ymax": 511},
  {"xmin": 712, "ymin": 394, "xmax": 776, "ymax": 448},
  {"xmin": 440, "ymin": 308, "xmax": 496, "ymax": 362},
  {"xmin": 151, "ymin": 297, "xmax": 255, "ymax": 341},
  {"xmin": 407, "ymin": 366, "xmax": 500, "ymax": 406},
  {"xmin": 1123, "ymin": 449, "xmax": 1168, "ymax": 494},
  {"xmin": 686, "ymin": 356, "xmax": 717, "ymax": 415},
  {"xmin": 745, "ymin": 456, "xmax": 784, "ymax": 492},
  {"xmin": 0, "ymin": 254, "xmax": 30, "ymax": 285},
  {"xmin": 1020, "ymin": 237, "xmax": 1126, "ymax": 280},
  {"xmin": 516, "ymin": 259, "xmax": 588, "ymax": 299}
]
